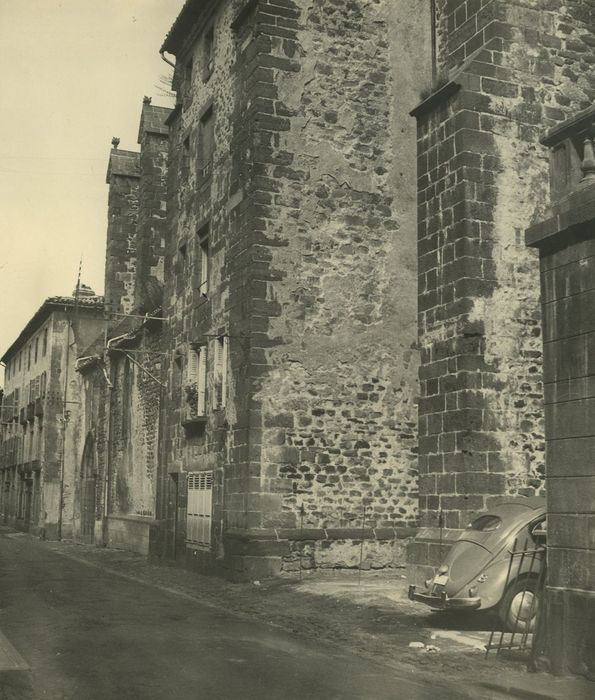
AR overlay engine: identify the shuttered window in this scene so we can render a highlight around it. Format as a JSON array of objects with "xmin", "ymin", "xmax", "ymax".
[
  {"xmin": 186, "ymin": 471, "xmax": 213, "ymax": 546},
  {"xmin": 186, "ymin": 346, "xmax": 207, "ymax": 417},
  {"xmin": 214, "ymin": 336, "xmax": 228, "ymax": 409}
]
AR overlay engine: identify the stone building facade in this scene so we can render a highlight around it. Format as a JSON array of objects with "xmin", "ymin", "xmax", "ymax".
[
  {"xmin": 156, "ymin": 0, "xmax": 431, "ymax": 578},
  {"xmin": 73, "ymin": 98, "xmax": 171, "ymax": 554},
  {"xmin": 0, "ymin": 291, "xmax": 104, "ymax": 539},
  {"xmin": 410, "ymin": 0, "xmax": 595, "ymax": 575},
  {"xmin": 526, "ymin": 106, "xmax": 595, "ymax": 679}
]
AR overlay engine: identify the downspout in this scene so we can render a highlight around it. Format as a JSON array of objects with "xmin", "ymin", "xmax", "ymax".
[{"xmin": 160, "ymin": 49, "xmax": 176, "ymax": 70}]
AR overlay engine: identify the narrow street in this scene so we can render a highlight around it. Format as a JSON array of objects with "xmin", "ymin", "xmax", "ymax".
[{"xmin": 0, "ymin": 529, "xmax": 486, "ymax": 700}]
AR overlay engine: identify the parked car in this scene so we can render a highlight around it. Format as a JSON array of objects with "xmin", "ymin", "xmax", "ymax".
[{"xmin": 409, "ymin": 497, "xmax": 546, "ymax": 632}]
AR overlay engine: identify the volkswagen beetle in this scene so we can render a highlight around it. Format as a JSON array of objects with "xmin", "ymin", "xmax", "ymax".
[{"xmin": 408, "ymin": 497, "xmax": 546, "ymax": 632}]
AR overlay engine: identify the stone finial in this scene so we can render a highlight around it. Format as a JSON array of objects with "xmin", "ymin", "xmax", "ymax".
[
  {"xmin": 143, "ymin": 96, "xmax": 152, "ymax": 105},
  {"xmin": 111, "ymin": 136, "xmax": 120, "ymax": 149}
]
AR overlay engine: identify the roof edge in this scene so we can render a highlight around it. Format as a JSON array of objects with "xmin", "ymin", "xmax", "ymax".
[{"xmin": 1, "ymin": 296, "xmax": 104, "ymax": 363}]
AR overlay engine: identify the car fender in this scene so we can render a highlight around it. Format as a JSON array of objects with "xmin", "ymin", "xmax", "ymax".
[{"xmin": 450, "ymin": 541, "xmax": 544, "ymax": 611}]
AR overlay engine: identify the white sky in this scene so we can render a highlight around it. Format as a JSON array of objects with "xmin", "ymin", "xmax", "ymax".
[{"xmin": 0, "ymin": 0, "xmax": 180, "ymax": 384}]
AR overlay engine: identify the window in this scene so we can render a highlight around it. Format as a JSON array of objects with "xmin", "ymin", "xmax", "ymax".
[
  {"xmin": 184, "ymin": 345, "xmax": 207, "ymax": 419},
  {"xmin": 42, "ymin": 329, "xmax": 48, "ymax": 357},
  {"xmin": 183, "ymin": 59, "xmax": 193, "ymax": 107},
  {"xmin": 530, "ymin": 518, "xmax": 547, "ymax": 546},
  {"xmin": 204, "ymin": 25, "xmax": 215, "ymax": 81},
  {"xmin": 27, "ymin": 345, "xmax": 31, "ymax": 371},
  {"xmin": 214, "ymin": 336, "xmax": 228, "ymax": 409},
  {"xmin": 467, "ymin": 515, "xmax": 502, "ymax": 532},
  {"xmin": 34, "ymin": 338, "xmax": 39, "ymax": 364},
  {"xmin": 186, "ymin": 471, "xmax": 213, "ymax": 546},
  {"xmin": 197, "ymin": 224, "xmax": 210, "ymax": 296},
  {"xmin": 198, "ymin": 105, "xmax": 215, "ymax": 179},
  {"xmin": 18, "ymin": 352, "xmax": 21, "ymax": 372},
  {"xmin": 182, "ymin": 135, "xmax": 190, "ymax": 177}
]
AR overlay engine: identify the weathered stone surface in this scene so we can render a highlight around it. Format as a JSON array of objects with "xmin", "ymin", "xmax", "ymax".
[
  {"xmin": 159, "ymin": 0, "xmax": 431, "ymax": 574},
  {"xmin": 413, "ymin": 0, "xmax": 595, "ymax": 543}
]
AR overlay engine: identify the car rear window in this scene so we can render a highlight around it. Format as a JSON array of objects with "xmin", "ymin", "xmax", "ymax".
[{"xmin": 468, "ymin": 515, "xmax": 502, "ymax": 532}]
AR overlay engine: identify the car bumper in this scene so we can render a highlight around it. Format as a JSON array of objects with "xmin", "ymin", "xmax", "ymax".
[{"xmin": 408, "ymin": 584, "xmax": 482, "ymax": 610}]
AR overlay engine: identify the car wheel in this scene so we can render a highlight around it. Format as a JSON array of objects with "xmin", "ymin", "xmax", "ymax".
[{"xmin": 499, "ymin": 577, "xmax": 539, "ymax": 633}]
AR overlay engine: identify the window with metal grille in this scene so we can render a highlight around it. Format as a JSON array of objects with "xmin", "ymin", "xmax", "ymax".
[{"xmin": 186, "ymin": 471, "xmax": 213, "ymax": 546}]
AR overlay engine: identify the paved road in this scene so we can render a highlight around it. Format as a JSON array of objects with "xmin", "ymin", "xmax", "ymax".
[{"xmin": 0, "ymin": 531, "xmax": 485, "ymax": 700}]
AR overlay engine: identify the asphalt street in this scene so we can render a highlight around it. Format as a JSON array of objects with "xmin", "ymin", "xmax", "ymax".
[{"xmin": 0, "ymin": 530, "xmax": 494, "ymax": 700}]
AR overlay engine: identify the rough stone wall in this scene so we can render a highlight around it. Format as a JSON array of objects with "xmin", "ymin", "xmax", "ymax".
[
  {"xmin": 135, "ymin": 110, "xmax": 169, "ymax": 314},
  {"xmin": 413, "ymin": 0, "xmax": 595, "ymax": 560},
  {"xmin": 252, "ymin": 0, "xmax": 426, "ymax": 534},
  {"xmin": 160, "ymin": 0, "xmax": 237, "ymax": 567},
  {"xmin": 159, "ymin": 0, "xmax": 429, "ymax": 577},
  {"xmin": 104, "ymin": 164, "xmax": 139, "ymax": 317}
]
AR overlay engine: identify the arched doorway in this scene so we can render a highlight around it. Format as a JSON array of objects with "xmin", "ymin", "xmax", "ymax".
[{"xmin": 80, "ymin": 433, "xmax": 97, "ymax": 543}]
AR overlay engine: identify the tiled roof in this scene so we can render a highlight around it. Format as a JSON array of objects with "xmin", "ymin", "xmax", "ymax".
[
  {"xmin": 161, "ymin": 0, "xmax": 207, "ymax": 55},
  {"xmin": 105, "ymin": 149, "xmax": 140, "ymax": 183}
]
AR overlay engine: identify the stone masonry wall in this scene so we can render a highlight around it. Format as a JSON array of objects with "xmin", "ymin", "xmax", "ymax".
[
  {"xmin": 159, "ymin": 0, "xmax": 430, "ymax": 577},
  {"xmin": 104, "ymin": 162, "xmax": 139, "ymax": 317},
  {"xmin": 135, "ymin": 105, "xmax": 169, "ymax": 314},
  {"xmin": 251, "ymin": 0, "xmax": 426, "ymax": 535},
  {"xmin": 412, "ymin": 0, "xmax": 595, "ymax": 565},
  {"xmin": 106, "ymin": 332, "xmax": 162, "ymax": 522},
  {"xmin": 161, "ymin": 0, "xmax": 243, "ymax": 568}
]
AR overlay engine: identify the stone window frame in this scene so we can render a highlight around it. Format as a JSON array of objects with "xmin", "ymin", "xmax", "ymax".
[
  {"xmin": 197, "ymin": 221, "xmax": 210, "ymax": 297},
  {"xmin": 231, "ymin": 0, "xmax": 258, "ymax": 53},
  {"xmin": 203, "ymin": 23, "xmax": 215, "ymax": 83},
  {"xmin": 197, "ymin": 101, "xmax": 215, "ymax": 182},
  {"xmin": 182, "ymin": 58, "xmax": 194, "ymax": 110}
]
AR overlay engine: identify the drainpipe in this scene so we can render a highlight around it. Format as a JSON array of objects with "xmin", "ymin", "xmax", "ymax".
[{"xmin": 159, "ymin": 49, "xmax": 176, "ymax": 69}]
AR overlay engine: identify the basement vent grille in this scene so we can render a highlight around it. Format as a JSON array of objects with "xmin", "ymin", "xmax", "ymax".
[{"xmin": 186, "ymin": 471, "xmax": 213, "ymax": 547}]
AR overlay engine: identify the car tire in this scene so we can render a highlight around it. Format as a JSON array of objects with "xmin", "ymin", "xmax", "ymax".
[{"xmin": 499, "ymin": 577, "xmax": 539, "ymax": 633}]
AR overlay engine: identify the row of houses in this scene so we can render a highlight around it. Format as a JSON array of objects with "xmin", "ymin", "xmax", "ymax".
[{"xmin": 0, "ymin": 0, "xmax": 594, "ymax": 677}]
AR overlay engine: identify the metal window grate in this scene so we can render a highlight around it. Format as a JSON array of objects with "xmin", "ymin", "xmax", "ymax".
[{"xmin": 186, "ymin": 471, "xmax": 213, "ymax": 546}]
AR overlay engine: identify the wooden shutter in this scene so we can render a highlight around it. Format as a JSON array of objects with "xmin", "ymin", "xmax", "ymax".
[
  {"xmin": 214, "ymin": 336, "xmax": 228, "ymax": 408},
  {"xmin": 197, "ymin": 346, "xmax": 207, "ymax": 415},
  {"xmin": 186, "ymin": 471, "xmax": 213, "ymax": 546}
]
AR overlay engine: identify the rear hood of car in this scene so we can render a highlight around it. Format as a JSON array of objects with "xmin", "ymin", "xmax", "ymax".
[{"xmin": 442, "ymin": 540, "xmax": 493, "ymax": 596}]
